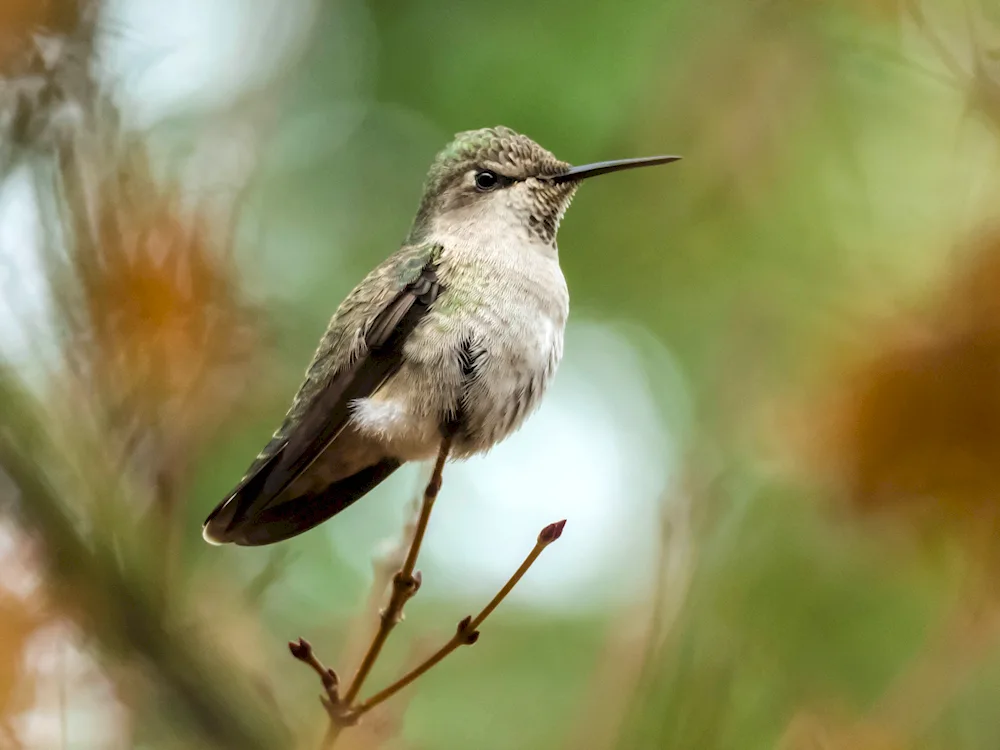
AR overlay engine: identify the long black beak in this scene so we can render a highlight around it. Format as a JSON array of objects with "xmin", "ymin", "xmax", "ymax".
[{"xmin": 547, "ymin": 155, "xmax": 682, "ymax": 184}]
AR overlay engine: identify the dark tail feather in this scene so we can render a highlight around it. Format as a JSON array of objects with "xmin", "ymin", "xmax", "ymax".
[{"xmin": 204, "ymin": 458, "xmax": 402, "ymax": 546}]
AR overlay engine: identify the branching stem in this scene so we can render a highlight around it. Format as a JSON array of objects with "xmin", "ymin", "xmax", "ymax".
[
  {"xmin": 288, "ymin": 436, "xmax": 566, "ymax": 749},
  {"xmin": 351, "ymin": 519, "xmax": 566, "ymax": 717}
]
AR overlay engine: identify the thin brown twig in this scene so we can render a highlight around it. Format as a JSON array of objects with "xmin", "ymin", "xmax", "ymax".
[
  {"xmin": 341, "ymin": 435, "xmax": 452, "ymax": 706},
  {"xmin": 351, "ymin": 519, "xmax": 567, "ymax": 718},
  {"xmin": 288, "ymin": 638, "xmax": 341, "ymax": 714},
  {"xmin": 335, "ymin": 489, "xmax": 420, "ymax": 687},
  {"xmin": 290, "ymin": 435, "xmax": 452, "ymax": 747}
]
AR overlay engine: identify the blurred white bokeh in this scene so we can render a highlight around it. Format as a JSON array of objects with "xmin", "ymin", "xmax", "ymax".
[{"xmin": 102, "ymin": 0, "xmax": 321, "ymax": 122}]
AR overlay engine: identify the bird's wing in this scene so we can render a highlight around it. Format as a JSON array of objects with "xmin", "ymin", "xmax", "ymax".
[{"xmin": 202, "ymin": 243, "xmax": 443, "ymax": 544}]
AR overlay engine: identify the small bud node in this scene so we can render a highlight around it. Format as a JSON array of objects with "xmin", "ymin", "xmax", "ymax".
[
  {"xmin": 288, "ymin": 638, "xmax": 312, "ymax": 660},
  {"xmin": 455, "ymin": 615, "xmax": 480, "ymax": 644},
  {"xmin": 537, "ymin": 519, "xmax": 567, "ymax": 545},
  {"xmin": 392, "ymin": 569, "xmax": 422, "ymax": 595},
  {"xmin": 322, "ymin": 667, "xmax": 339, "ymax": 691}
]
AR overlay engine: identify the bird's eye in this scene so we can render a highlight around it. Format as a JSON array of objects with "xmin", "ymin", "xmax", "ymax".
[{"xmin": 474, "ymin": 170, "xmax": 500, "ymax": 191}]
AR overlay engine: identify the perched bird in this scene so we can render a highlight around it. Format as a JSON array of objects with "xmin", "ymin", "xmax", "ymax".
[{"xmin": 203, "ymin": 126, "xmax": 679, "ymax": 546}]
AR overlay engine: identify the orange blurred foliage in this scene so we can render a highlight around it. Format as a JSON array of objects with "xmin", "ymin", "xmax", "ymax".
[
  {"xmin": 0, "ymin": 0, "xmax": 80, "ymax": 72},
  {"xmin": 817, "ymin": 228, "xmax": 1000, "ymax": 561},
  {"xmin": 0, "ymin": 537, "xmax": 53, "ymax": 747},
  {"xmin": 56, "ymin": 142, "xmax": 262, "ymax": 486}
]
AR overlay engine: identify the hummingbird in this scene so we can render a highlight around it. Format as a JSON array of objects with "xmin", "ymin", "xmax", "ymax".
[{"xmin": 203, "ymin": 126, "xmax": 679, "ymax": 546}]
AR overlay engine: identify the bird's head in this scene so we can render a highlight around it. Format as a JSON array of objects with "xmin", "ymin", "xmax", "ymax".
[{"xmin": 408, "ymin": 126, "xmax": 680, "ymax": 246}]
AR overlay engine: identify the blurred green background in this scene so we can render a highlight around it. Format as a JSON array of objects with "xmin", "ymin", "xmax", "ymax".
[{"xmin": 4, "ymin": 0, "xmax": 1000, "ymax": 748}]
